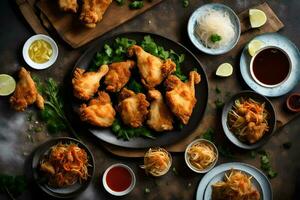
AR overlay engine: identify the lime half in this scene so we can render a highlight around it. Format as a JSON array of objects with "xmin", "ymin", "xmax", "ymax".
[
  {"xmin": 249, "ymin": 9, "xmax": 267, "ymax": 28},
  {"xmin": 248, "ymin": 39, "xmax": 265, "ymax": 56},
  {"xmin": 0, "ymin": 74, "xmax": 16, "ymax": 96},
  {"xmin": 216, "ymin": 63, "xmax": 233, "ymax": 77}
]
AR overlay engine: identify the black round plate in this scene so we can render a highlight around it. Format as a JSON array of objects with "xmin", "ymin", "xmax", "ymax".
[
  {"xmin": 32, "ymin": 137, "xmax": 95, "ymax": 198},
  {"xmin": 221, "ymin": 90, "xmax": 276, "ymax": 149},
  {"xmin": 71, "ymin": 32, "xmax": 208, "ymax": 149}
]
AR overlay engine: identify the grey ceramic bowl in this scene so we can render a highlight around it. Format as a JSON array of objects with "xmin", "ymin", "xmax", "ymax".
[
  {"xmin": 221, "ymin": 91, "xmax": 276, "ymax": 149},
  {"xmin": 32, "ymin": 137, "xmax": 95, "ymax": 198},
  {"xmin": 187, "ymin": 3, "xmax": 241, "ymax": 55}
]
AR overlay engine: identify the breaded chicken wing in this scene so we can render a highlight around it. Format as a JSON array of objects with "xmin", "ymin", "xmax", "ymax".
[
  {"xmin": 58, "ymin": 0, "xmax": 78, "ymax": 13},
  {"xmin": 79, "ymin": 0, "xmax": 112, "ymax": 28},
  {"xmin": 128, "ymin": 45, "xmax": 176, "ymax": 89},
  {"xmin": 72, "ymin": 65, "xmax": 109, "ymax": 101},
  {"xmin": 9, "ymin": 67, "xmax": 44, "ymax": 111},
  {"xmin": 79, "ymin": 91, "xmax": 115, "ymax": 127},
  {"xmin": 164, "ymin": 71, "xmax": 201, "ymax": 124},
  {"xmin": 147, "ymin": 90, "xmax": 173, "ymax": 132},
  {"xmin": 104, "ymin": 60, "xmax": 135, "ymax": 92},
  {"xmin": 117, "ymin": 88, "xmax": 150, "ymax": 128}
]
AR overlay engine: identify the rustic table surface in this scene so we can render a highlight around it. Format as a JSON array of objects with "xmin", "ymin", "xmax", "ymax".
[{"xmin": 0, "ymin": 0, "xmax": 299, "ymax": 200}]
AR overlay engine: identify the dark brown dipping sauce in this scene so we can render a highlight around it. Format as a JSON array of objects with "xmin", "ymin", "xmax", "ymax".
[
  {"xmin": 253, "ymin": 48, "xmax": 290, "ymax": 85},
  {"xmin": 288, "ymin": 95, "xmax": 300, "ymax": 110}
]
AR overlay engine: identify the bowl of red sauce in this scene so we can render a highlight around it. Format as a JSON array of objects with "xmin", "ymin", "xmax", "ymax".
[
  {"xmin": 102, "ymin": 163, "xmax": 136, "ymax": 196},
  {"xmin": 250, "ymin": 46, "xmax": 292, "ymax": 88}
]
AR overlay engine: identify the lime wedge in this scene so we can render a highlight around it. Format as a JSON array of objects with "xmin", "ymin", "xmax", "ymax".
[
  {"xmin": 248, "ymin": 39, "xmax": 265, "ymax": 56},
  {"xmin": 249, "ymin": 9, "xmax": 267, "ymax": 28},
  {"xmin": 216, "ymin": 63, "xmax": 233, "ymax": 77},
  {"xmin": 0, "ymin": 74, "xmax": 16, "ymax": 96}
]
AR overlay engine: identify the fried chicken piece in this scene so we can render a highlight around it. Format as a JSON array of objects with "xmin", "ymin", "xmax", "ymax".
[
  {"xmin": 58, "ymin": 0, "xmax": 78, "ymax": 13},
  {"xmin": 79, "ymin": 91, "xmax": 115, "ymax": 127},
  {"xmin": 117, "ymin": 88, "xmax": 150, "ymax": 128},
  {"xmin": 72, "ymin": 65, "xmax": 109, "ymax": 101},
  {"xmin": 164, "ymin": 71, "xmax": 201, "ymax": 124},
  {"xmin": 79, "ymin": 0, "xmax": 112, "ymax": 28},
  {"xmin": 128, "ymin": 45, "xmax": 176, "ymax": 89},
  {"xmin": 9, "ymin": 67, "xmax": 44, "ymax": 111},
  {"xmin": 147, "ymin": 90, "xmax": 173, "ymax": 132},
  {"xmin": 104, "ymin": 60, "xmax": 135, "ymax": 92}
]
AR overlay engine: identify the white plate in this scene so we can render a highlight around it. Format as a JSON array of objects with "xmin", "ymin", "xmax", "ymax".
[{"xmin": 22, "ymin": 34, "xmax": 58, "ymax": 70}]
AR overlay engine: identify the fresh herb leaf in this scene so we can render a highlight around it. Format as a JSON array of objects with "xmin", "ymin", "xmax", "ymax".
[
  {"xmin": 282, "ymin": 142, "xmax": 292, "ymax": 149},
  {"xmin": 215, "ymin": 86, "xmax": 221, "ymax": 94},
  {"xmin": 172, "ymin": 167, "xmax": 178, "ymax": 175},
  {"xmin": 202, "ymin": 128, "xmax": 214, "ymax": 142},
  {"xmin": 112, "ymin": 119, "xmax": 155, "ymax": 140},
  {"xmin": 144, "ymin": 187, "xmax": 150, "ymax": 193},
  {"xmin": 214, "ymin": 98, "xmax": 224, "ymax": 109},
  {"xmin": 218, "ymin": 145, "xmax": 234, "ymax": 158},
  {"xmin": 127, "ymin": 79, "xmax": 144, "ymax": 93},
  {"xmin": 129, "ymin": 1, "xmax": 144, "ymax": 9},
  {"xmin": 210, "ymin": 34, "xmax": 222, "ymax": 43},
  {"xmin": 104, "ymin": 44, "xmax": 113, "ymax": 57},
  {"xmin": 249, "ymin": 150, "xmax": 257, "ymax": 159},
  {"xmin": 182, "ymin": 0, "xmax": 189, "ymax": 8},
  {"xmin": 115, "ymin": 0, "xmax": 125, "ymax": 5},
  {"xmin": 259, "ymin": 151, "xmax": 277, "ymax": 179},
  {"xmin": 0, "ymin": 174, "xmax": 27, "ymax": 198}
]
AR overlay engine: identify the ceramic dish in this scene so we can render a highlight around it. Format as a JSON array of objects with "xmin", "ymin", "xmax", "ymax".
[
  {"xmin": 187, "ymin": 3, "xmax": 241, "ymax": 55},
  {"xmin": 32, "ymin": 137, "xmax": 95, "ymax": 198},
  {"xmin": 184, "ymin": 139, "xmax": 218, "ymax": 173},
  {"xmin": 70, "ymin": 31, "xmax": 208, "ymax": 149},
  {"xmin": 221, "ymin": 91, "xmax": 276, "ymax": 149},
  {"xmin": 22, "ymin": 34, "xmax": 58, "ymax": 70},
  {"xmin": 196, "ymin": 162, "xmax": 273, "ymax": 200},
  {"xmin": 240, "ymin": 33, "xmax": 300, "ymax": 97},
  {"xmin": 102, "ymin": 163, "xmax": 136, "ymax": 196}
]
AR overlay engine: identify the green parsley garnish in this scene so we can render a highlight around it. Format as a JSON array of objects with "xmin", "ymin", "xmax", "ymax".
[
  {"xmin": 259, "ymin": 151, "xmax": 277, "ymax": 179},
  {"xmin": 115, "ymin": 0, "xmax": 125, "ymax": 5},
  {"xmin": 210, "ymin": 34, "xmax": 222, "ymax": 43},
  {"xmin": 182, "ymin": 0, "xmax": 189, "ymax": 8},
  {"xmin": 202, "ymin": 128, "xmax": 214, "ymax": 142},
  {"xmin": 129, "ymin": 1, "xmax": 144, "ymax": 9}
]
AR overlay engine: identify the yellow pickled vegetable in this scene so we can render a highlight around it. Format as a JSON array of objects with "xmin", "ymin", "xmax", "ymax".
[{"xmin": 28, "ymin": 39, "xmax": 53, "ymax": 64}]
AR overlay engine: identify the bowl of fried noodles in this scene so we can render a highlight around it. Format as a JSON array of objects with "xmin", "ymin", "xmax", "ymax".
[
  {"xmin": 222, "ymin": 91, "xmax": 276, "ymax": 149},
  {"xmin": 32, "ymin": 137, "xmax": 95, "ymax": 198}
]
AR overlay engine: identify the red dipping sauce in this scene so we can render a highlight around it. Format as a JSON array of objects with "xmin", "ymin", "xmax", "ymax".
[
  {"xmin": 106, "ymin": 166, "xmax": 132, "ymax": 192},
  {"xmin": 252, "ymin": 47, "xmax": 290, "ymax": 86}
]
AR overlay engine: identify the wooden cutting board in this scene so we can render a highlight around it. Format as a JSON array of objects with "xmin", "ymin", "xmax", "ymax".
[{"xmin": 37, "ymin": 0, "xmax": 163, "ymax": 48}]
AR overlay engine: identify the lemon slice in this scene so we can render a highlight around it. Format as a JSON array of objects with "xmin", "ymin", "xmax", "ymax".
[
  {"xmin": 249, "ymin": 9, "xmax": 267, "ymax": 28},
  {"xmin": 0, "ymin": 74, "xmax": 16, "ymax": 96},
  {"xmin": 216, "ymin": 63, "xmax": 233, "ymax": 77},
  {"xmin": 248, "ymin": 39, "xmax": 265, "ymax": 56}
]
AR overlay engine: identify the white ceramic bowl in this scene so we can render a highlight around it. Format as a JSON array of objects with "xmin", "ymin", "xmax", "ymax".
[
  {"xmin": 22, "ymin": 34, "xmax": 58, "ymax": 70},
  {"xmin": 250, "ymin": 45, "xmax": 292, "ymax": 88},
  {"xmin": 102, "ymin": 163, "xmax": 136, "ymax": 196},
  {"xmin": 185, "ymin": 139, "xmax": 218, "ymax": 173}
]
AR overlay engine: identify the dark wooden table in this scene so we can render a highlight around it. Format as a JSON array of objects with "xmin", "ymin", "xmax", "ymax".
[{"xmin": 0, "ymin": 0, "xmax": 299, "ymax": 199}]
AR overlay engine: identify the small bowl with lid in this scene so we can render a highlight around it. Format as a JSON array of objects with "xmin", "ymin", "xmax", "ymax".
[
  {"xmin": 22, "ymin": 34, "xmax": 58, "ymax": 70},
  {"xmin": 102, "ymin": 163, "xmax": 136, "ymax": 196}
]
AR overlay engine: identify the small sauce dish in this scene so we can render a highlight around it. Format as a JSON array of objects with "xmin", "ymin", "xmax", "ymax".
[
  {"xmin": 22, "ymin": 34, "xmax": 58, "ymax": 70},
  {"xmin": 102, "ymin": 163, "xmax": 136, "ymax": 196},
  {"xmin": 185, "ymin": 139, "xmax": 218, "ymax": 173},
  {"xmin": 286, "ymin": 93, "xmax": 300, "ymax": 112}
]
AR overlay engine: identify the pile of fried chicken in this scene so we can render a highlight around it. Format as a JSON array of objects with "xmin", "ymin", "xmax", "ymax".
[
  {"xmin": 58, "ymin": 0, "xmax": 112, "ymax": 28},
  {"xmin": 73, "ymin": 44, "xmax": 201, "ymax": 132}
]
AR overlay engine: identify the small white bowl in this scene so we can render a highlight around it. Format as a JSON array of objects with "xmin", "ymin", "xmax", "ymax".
[
  {"xmin": 102, "ymin": 163, "xmax": 136, "ymax": 196},
  {"xmin": 185, "ymin": 139, "xmax": 218, "ymax": 173},
  {"xmin": 249, "ymin": 46, "xmax": 292, "ymax": 88},
  {"xmin": 22, "ymin": 34, "xmax": 58, "ymax": 70}
]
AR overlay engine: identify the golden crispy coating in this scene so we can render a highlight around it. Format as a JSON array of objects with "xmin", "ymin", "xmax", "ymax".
[
  {"xmin": 79, "ymin": 91, "xmax": 116, "ymax": 127},
  {"xmin": 72, "ymin": 65, "xmax": 109, "ymax": 101},
  {"xmin": 9, "ymin": 67, "xmax": 44, "ymax": 111},
  {"xmin": 147, "ymin": 90, "xmax": 173, "ymax": 132},
  {"xmin": 117, "ymin": 88, "xmax": 150, "ymax": 128},
  {"xmin": 104, "ymin": 60, "xmax": 135, "ymax": 92},
  {"xmin": 79, "ymin": 0, "xmax": 112, "ymax": 28},
  {"xmin": 58, "ymin": 0, "xmax": 78, "ymax": 13},
  {"xmin": 164, "ymin": 71, "xmax": 201, "ymax": 124},
  {"xmin": 128, "ymin": 45, "xmax": 176, "ymax": 89}
]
